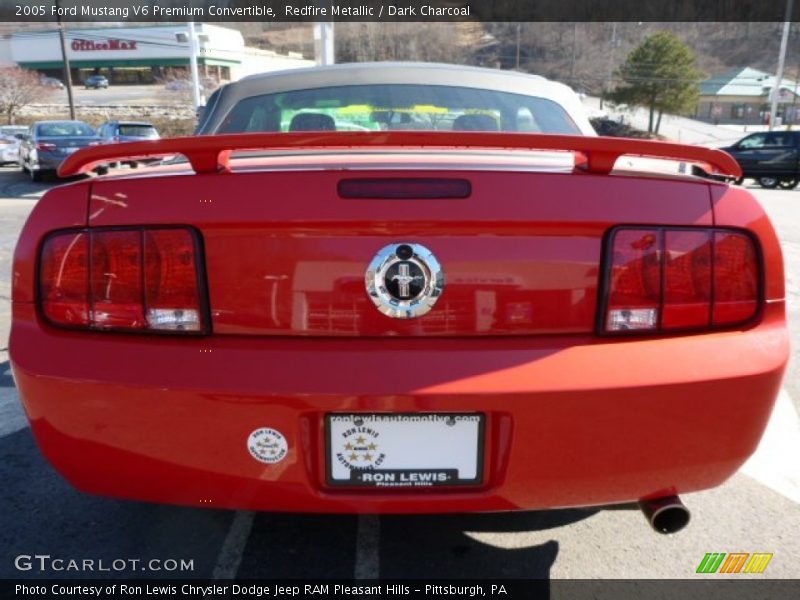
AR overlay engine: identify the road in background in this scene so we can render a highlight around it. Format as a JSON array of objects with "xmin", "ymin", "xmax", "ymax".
[
  {"xmin": 41, "ymin": 84, "xmax": 185, "ymax": 106},
  {"xmin": 583, "ymin": 97, "xmax": 769, "ymax": 147},
  {"xmin": 0, "ymin": 167, "xmax": 797, "ymax": 580}
]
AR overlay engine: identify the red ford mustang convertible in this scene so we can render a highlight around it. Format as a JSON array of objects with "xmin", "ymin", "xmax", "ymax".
[{"xmin": 10, "ymin": 64, "xmax": 788, "ymax": 533}]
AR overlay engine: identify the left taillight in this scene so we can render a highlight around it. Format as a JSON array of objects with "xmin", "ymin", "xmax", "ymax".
[
  {"xmin": 600, "ymin": 226, "xmax": 761, "ymax": 334},
  {"xmin": 39, "ymin": 227, "xmax": 207, "ymax": 334},
  {"xmin": 39, "ymin": 231, "xmax": 90, "ymax": 327}
]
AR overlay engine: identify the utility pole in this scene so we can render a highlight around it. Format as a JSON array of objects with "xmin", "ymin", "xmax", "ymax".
[
  {"xmin": 570, "ymin": 22, "xmax": 578, "ymax": 81},
  {"xmin": 790, "ymin": 59, "xmax": 800, "ymax": 128},
  {"xmin": 55, "ymin": 0, "xmax": 75, "ymax": 120},
  {"xmin": 314, "ymin": 22, "xmax": 335, "ymax": 66},
  {"xmin": 769, "ymin": 0, "xmax": 794, "ymax": 130},
  {"xmin": 601, "ymin": 22, "xmax": 618, "ymax": 110},
  {"xmin": 187, "ymin": 21, "xmax": 202, "ymax": 109},
  {"xmin": 176, "ymin": 23, "xmax": 204, "ymax": 109}
]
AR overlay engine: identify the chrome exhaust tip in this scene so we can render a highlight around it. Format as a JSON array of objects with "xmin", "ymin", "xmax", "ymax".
[{"xmin": 639, "ymin": 495, "xmax": 690, "ymax": 534}]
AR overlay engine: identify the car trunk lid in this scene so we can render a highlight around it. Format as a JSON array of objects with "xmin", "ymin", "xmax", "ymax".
[{"xmin": 87, "ymin": 159, "xmax": 714, "ymax": 337}]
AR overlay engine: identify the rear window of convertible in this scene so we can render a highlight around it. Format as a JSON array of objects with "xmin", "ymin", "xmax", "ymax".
[{"xmin": 215, "ymin": 84, "xmax": 581, "ymax": 135}]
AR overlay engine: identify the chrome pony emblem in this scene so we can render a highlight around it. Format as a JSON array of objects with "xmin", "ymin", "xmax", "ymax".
[
  {"xmin": 365, "ymin": 243, "xmax": 444, "ymax": 318},
  {"xmin": 389, "ymin": 262, "xmax": 424, "ymax": 298}
]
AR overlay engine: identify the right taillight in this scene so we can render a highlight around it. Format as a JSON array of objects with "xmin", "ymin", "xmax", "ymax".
[
  {"xmin": 602, "ymin": 226, "xmax": 760, "ymax": 334},
  {"xmin": 39, "ymin": 227, "xmax": 207, "ymax": 334}
]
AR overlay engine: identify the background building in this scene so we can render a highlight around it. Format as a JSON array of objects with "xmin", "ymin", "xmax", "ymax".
[
  {"xmin": 697, "ymin": 67, "xmax": 800, "ymax": 125},
  {"xmin": 0, "ymin": 24, "xmax": 312, "ymax": 85}
]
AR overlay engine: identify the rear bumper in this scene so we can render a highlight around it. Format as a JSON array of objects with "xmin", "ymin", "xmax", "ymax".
[
  {"xmin": 30, "ymin": 153, "xmax": 63, "ymax": 171},
  {"xmin": 0, "ymin": 148, "xmax": 18, "ymax": 163},
  {"xmin": 10, "ymin": 302, "xmax": 788, "ymax": 513}
]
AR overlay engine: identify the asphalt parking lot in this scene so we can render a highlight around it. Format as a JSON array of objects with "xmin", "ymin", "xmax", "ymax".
[{"xmin": 0, "ymin": 165, "xmax": 798, "ymax": 581}]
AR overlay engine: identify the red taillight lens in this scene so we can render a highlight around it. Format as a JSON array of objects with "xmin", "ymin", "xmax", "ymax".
[
  {"xmin": 663, "ymin": 230, "xmax": 712, "ymax": 329},
  {"xmin": 713, "ymin": 231, "xmax": 759, "ymax": 326},
  {"xmin": 603, "ymin": 227, "xmax": 760, "ymax": 334},
  {"xmin": 40, "ymin": 227, "xmax": 206, "ymax": 334},
  {"xmin": 605, "ymin": 229, "xmax": 661, "ymax": 331},
  {"xmin": 144, "ymin": 229, "xmax": 203, "ymax": 331},
  {"xmin": 90, "ymin": 230, "xmax": 145, "ymax": 329},
  {"xmin": 40, "ymin": 232, "xmax": 90, "ymax": 326},
  {"xmin": 36, "ymin": 142, "xmax": 57, "ymax": 152}
]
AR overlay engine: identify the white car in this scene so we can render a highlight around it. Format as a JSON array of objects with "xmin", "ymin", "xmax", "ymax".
[{"xmin": 0, "ymin": 126, "xmax": 28, "ymax": 165}]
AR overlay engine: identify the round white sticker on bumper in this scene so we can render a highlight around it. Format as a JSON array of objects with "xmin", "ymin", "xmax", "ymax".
[{"xmin": 247, "ymin": 428, "xmax": 288, "ymax": 464}]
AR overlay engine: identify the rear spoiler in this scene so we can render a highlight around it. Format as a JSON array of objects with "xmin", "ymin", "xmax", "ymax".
[{"xmin": 58, "ymin": 132, "xmax": 742, "ymax": 180}]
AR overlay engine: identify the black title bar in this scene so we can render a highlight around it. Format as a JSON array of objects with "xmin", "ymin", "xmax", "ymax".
[{"xmin": 2, "ymin": 0, "xmax": 798, "ymax": 22}]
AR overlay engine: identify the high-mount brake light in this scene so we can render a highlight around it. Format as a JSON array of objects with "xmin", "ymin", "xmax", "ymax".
[
  {"xmin": 602, "ymin": 227, "xmax": 760, "ymax": 334},
  {"xmin": 39, "ymin": 227, "xmax": 206, "ymax": 334},
  {"xmin": 338, "ymin": 178, "xmax": 472, "ymax": 199}
]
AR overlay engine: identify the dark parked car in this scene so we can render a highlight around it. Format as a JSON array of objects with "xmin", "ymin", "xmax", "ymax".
[
  {"xmin": 84, "ymin": 75, "xmax": 109, "ymax": 89},
  {"xmin": 721, "ymin": 130, "xmax": 800, "ymax": 189},
  {"xmin": 96, "ymin": 121, "xmax": 161, "ymax": 169},
  {"xmin": 18, "ymin": 120, "xmax": 99, "ymax": 181}
]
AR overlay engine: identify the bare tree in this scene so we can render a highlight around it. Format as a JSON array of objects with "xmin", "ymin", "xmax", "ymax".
[
  {"xmin": 0, "ymin": 67, "xmax": 50, "ymax": 124},
  {"xmin": 335, "ymin": 23, "xmax": 471, "ymax": 65},
  {"xmin": 159, "ymin": 71, "xmax": 220, "ymax": 107}
]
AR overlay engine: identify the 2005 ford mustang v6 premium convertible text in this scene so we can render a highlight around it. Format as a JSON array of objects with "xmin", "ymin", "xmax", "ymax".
[{"xmin": 10, "ymin": 63, "xmax": 788, "ymax": 534}]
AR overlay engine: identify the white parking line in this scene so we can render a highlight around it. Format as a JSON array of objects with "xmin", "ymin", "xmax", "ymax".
[
  {"xmin": 354, "ymin": 515, "xmax": 380, "ymax": 579},
  {"xmin": 741, "ymin": 389, "xmax": 800, "ymax": 504},
  {"xmin": 212, "ymin": 510, "xmax": 255, "ymax": 580},
  {"xmin": 0, "ymin": 387, "xmax": 27, "ymax": 437}
]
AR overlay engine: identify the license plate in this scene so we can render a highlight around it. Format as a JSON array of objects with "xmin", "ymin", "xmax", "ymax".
[{"xmin": 326, "ymin": 413, "xmax": 484, "ymax": 487}]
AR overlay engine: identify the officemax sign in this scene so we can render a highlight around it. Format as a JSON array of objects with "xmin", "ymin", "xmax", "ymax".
[{"xmin": 71, "ymin": 39, "xmax": 138, "ymax": 52}]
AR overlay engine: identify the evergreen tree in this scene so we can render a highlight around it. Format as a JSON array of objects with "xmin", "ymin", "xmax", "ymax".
[{"xmin": 611, "ymin": 32, "xmax": 702, "ymax": 134}]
